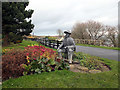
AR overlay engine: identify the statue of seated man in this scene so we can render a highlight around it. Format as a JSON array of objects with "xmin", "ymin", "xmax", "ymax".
[{"xmin": 57, "ymin": 30, "xmax": 76, "ymax": 64}]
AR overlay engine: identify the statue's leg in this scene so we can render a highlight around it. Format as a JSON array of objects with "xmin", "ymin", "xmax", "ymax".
[
  {"xmin": 58, "ymin": 49, "xmax": 63, "ymax": 59},
  {"xmin": 68, "ymin": 48, "xmax": 73, "ymax": 64},
  {"xmin": 64, "ymin": 52, "xmax": 68, "ymax": 59}
]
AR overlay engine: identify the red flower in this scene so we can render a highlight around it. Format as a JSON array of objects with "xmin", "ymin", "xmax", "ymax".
[
  {"xmin": 33, "ymin": 58, "xmax": 36, "ymax": 60},
  {"xmin": 26, "ymin": 53, "xmax": 29, "ymax": 56},
  {"xmin": 40, "ymin": 53, "xmax": 43, "ymax": 56},
  {"xmin": 41, "ymin": 49, "xmax": 45, "ymax": 52}
]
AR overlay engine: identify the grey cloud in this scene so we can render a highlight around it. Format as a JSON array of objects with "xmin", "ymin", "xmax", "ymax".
[{"xmin": 27, "ymin": 0, "xmax": 119, "ymax": 36}]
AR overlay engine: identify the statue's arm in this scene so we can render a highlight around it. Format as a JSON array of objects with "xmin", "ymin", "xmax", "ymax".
[
  {"xmin": 68, "ymin": 38, "xmax": 76, "ymax": 47},
  {"xmin": 57, "ymin": 42, "xmax": 63, "ymax": 50}
]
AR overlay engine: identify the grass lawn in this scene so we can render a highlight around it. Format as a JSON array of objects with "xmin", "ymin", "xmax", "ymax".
[
  {"xmin": 2, "ymin": 40, "xmax": 38, "ymax": 50},
  {"xmin": 2, "ymin": 40, "xmax": 57, "ymax": 51},
  {"xmin": 76, "ymin": 43, "xmax": 120, "ymax": 50},
  {"xmin": 2, "ymin": 56, "xmax": 119, "ymax": 88}
]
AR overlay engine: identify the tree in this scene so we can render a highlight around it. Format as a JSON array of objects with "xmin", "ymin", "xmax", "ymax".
[
  {"xmin": 2, "ymin": 2, "xmax": 34, "ymax": 46},
  {"xmin": 71, "ymin": 21, "xmax": 107, "ymax": 40},
  {"xmin": 86, "ymin": 20, "xmax": 107, "ymax": 40},
  {"xmin": 105, "ymin": 26, "xmax": 118, "ymax": 47},
  {"xmin": 71, "ymin": 22, "xmax": 90, "ymax": 39},
  {"xmin": 57, "ymin": 29, "xmax": 64, "ymax": 37}
]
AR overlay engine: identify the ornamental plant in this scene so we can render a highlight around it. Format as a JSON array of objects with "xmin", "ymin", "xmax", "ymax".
[
  {"xmin": 21, "ymin": 45, "xmax": 69, "ymax": 75},
  {"xmin": 24, "ymin": 45, "xmax": 57, "ymax": 60},
  {"xmin": 21, "ymin": 57, "xmax": 69, "ymax": 75},
  {"xmin": 79, "ymin": 54, "xmax": 103, "ymax": 70},
  {"xmin": 2, "ymin": 45, "xmax": 69, "ymax": 80},
  {"xmin": 2, "ymin": 49, "xmax": 26, "ymax": 80}
]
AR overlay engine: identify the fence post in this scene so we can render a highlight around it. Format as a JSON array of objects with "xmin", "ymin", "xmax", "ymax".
[
  {"xmin": 49, "ymin": 40, "xmax": 51, "ymax": 48},
  {"xmin": 53, "ymin": 40, "xmax": 55, "ymax": 48},
  {"xmin": 57, "ymin": 40, "xmax": 59, "ymax": 49}
]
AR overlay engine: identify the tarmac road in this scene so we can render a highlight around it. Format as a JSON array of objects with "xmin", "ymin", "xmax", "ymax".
[{"xmin": 76, "ymin": 45, "xmax": 119, "ymax": 61}]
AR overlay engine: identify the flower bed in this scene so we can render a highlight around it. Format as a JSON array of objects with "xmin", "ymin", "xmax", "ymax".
[
  {"xmin": 2, "ymin": 49, "xmax": 11, "ymax": 55},
  {"xmin": 72, "ymin": 52, "xmax": 111, "ymax": 72},
  {"xmin": 2, "ymin": 45, "xmax": 69, "ymax": 81}
]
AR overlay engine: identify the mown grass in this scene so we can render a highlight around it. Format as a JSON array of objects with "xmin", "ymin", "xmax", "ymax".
[
  {"xmin": 2, "ymin": 40, "xmax": 38, "ymax": 50},
  {"xmin": 2, "ymin": 55, "xmax": 119, "ymax": 88},
  {"xmin": 2, "ymin": 40, "xmax": 57, "ymax": 51},
  {"xmin": 2, "ymin": 40, "xmax": 119, "ymax": 88},
  {"xmin": 76, "ymin": 43, "xmax": 120, "ymax": 50}
]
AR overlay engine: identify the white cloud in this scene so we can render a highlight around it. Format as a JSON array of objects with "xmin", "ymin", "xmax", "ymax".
[{"xmin": 26, "ymin": 0, "xmax": 119, "ymax": 36}]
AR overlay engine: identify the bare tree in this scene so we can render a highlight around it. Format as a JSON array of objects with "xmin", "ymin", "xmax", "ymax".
[
  {"xmin": 57, "ymin": 29, "xmax": 64, "ymax": 37},
  {"xmin": 71, "ymin": 21, "xmax": 118, "ymax": 47},
  {"xmin": 86, "ymin": 20, "xmax": 107, "ymax": 40},
  {"xmin": 105, "ymin": 26, "xmax": 118, "ymax": 47},
  {"xmin": 71, "ymin": 22, "xmax": 90, "ymax": 39}
]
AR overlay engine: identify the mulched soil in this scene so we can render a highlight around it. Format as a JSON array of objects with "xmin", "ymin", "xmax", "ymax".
[{"xmin": 64, "ymin": 59, "xmax": 111, "ymax": 73}]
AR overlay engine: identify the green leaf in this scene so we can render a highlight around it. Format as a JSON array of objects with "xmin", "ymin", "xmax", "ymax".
[
  {"xmin": 35, "ymin": 68, "xmax": 40, "ymax": 73},
  {"xmin": 23, "ymin": 71, "xmax": 28, "ymax": 76},
  {"xmin": 47, "ymin": 66, "xmax": 52, "ymax": 72}
]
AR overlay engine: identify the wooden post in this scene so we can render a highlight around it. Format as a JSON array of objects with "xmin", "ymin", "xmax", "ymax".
[
  {"xmin": 57, "ymin": 40, "xmax": 59, "ymax": 49},
  {"xmin": 88, "ymin": 40, "xmax": 90, "ymax": 45},
  {"xmin": 57, "ymin": 40, "xmax": 61, "ymax": 49},
  {"xmin": 94, "ymin": 40, "xmax": 96, "ymax": 45},
  {"xmin": 99, "ymin": 40, "xmax": 102, "ymax": 46},
  {"xmin": 49, "ymin": 40, "xmax": 51, "ymax": 48}
]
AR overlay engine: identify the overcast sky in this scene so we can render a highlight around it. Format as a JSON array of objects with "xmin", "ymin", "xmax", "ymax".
[{"xmin": 26, "ymin": 0, "xmax": 119, "ymax": 36}]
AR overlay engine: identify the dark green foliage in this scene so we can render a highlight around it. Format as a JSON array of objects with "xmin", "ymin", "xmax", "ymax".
[
  {"xmin": 2, "ymin": 2, "xmax": 34, "ymax": 45},
  {"xmin": 8, "ymin": 32, "xmax": 23, "ymax": 43},
  {"xmin": 21, "ymin": 58, "xmax": 69, "ymax": 75}
]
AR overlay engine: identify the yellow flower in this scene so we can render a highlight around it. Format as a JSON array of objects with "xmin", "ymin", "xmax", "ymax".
[
  {"xmin": 27, "ymin": 59, "xmax": 30, "ymax": 63},
  {"xmin": 26, "ymin": 56, "xmax": 30, "ymax": 60},
  {"xmin": 47, "ymin": 56, "xmax": 50, "ymax": 60}
]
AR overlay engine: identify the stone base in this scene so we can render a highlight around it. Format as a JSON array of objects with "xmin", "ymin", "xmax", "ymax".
[
  {"xmin": 64, "ymin": 59, "xmax": 110, "ymax": 73},
  {"xmin": 89, "ymin": 70, "xmax": 101, "ymax": 73}
]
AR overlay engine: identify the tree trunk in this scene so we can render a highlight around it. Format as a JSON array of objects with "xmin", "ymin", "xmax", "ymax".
[{"xmin": 2, "ymin": 34, "xmax": 10, "ymax": 46}]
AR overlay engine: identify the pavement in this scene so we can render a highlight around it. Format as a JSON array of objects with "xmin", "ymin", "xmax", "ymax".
[{"xmin": 76, "ymin": 45, "xmax": 119, "ymax": 61}]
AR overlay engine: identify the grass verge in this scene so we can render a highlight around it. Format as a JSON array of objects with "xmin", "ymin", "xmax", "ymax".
[{"xmin": 76, "ymin": 43, "xmax": 120, "ymax": 50}]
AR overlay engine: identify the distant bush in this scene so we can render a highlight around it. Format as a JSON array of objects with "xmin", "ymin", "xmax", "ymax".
[{"xmin": 45, "ymin": 36, "xmax": 57, "ymax": 40}]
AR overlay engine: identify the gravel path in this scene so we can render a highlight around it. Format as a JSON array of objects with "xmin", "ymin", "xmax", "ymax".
[{"xmin": 76, "ymin": 45, "xmax": 119, "ymax": 61}]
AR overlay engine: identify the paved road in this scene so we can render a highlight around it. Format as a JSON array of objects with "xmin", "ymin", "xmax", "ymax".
[{"xmin": 76, "ymin": 45, "xmax": 119, "ymax": 61}]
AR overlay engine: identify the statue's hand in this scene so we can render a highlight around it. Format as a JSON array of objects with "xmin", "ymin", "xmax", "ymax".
[
  {"xmin": 64, "ymin": 46, "xmax": 67, "ymax": 49},
  {"xmin": 57, "ymin": 48, "xmax": 60, "ymax": 51}
]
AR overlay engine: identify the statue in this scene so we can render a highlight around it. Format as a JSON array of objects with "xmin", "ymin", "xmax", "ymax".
[{"xmin": 57, "ymin": 30, "xmax": 76, "ymax": 64}]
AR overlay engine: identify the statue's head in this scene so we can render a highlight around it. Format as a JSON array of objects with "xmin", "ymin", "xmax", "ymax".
[{"xmin": 64, "ymin": 30, "xmax": 71, "ymax": 38}]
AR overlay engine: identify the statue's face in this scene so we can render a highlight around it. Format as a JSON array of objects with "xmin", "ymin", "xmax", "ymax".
[{"xmin": 65, "ymin": 33, "xmax": 70, "ymax": 38}]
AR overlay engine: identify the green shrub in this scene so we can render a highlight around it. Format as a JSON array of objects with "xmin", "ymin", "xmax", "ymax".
[{"xmin": 48, "ymin": 36, "xmax": 57, "ymax": 40}]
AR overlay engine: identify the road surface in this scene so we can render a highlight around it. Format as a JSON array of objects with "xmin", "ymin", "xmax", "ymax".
[{"xmin": 76, "ymin": 45, "xmax": 119, "ymax": 61}]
